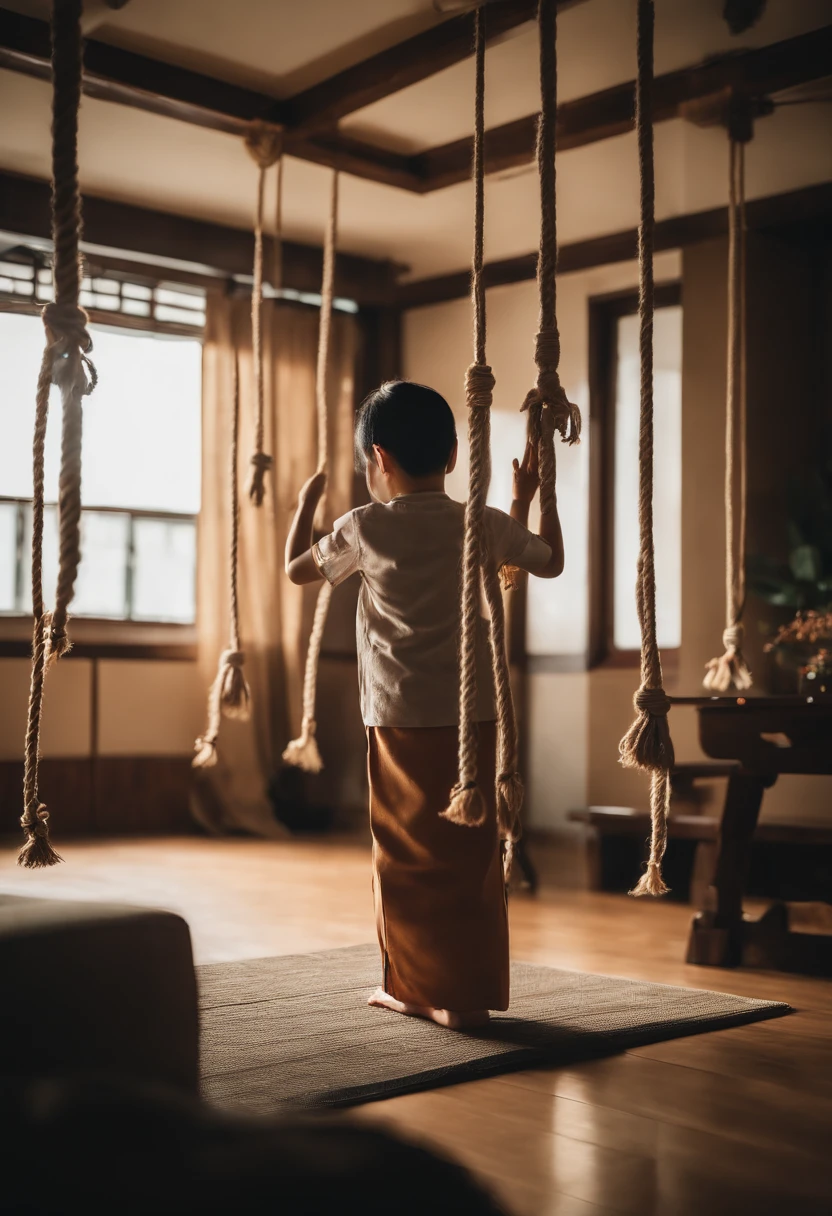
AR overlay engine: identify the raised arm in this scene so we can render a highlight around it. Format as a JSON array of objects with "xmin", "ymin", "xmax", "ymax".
[
  {"xmin": 511, "ymin": 439, "xmax": 564, "ymax": 578},
  {"xmin": 285, "ymin": 472, "xmax": 327, "ymax": 585}
]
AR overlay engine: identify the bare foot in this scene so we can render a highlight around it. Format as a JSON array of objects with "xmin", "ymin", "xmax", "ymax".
[{"xmin": 368, "ymin": 987, "xmax": 490, "ymax": 1030}]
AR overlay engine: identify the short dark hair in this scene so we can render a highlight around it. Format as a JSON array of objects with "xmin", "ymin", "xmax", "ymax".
[{"xmin": 355, "ymin": 381, "xmax": 457, "ymax": 478}]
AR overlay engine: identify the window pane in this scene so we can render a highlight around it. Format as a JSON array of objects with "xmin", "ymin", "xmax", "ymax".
[
  {"xmin": 21, "ymin": 506, "xmax": 128, "ymax": 619},
  {"xmin": 0, "ymin": 312, "xmax": 201, "ymax": 513},
  {"xmin": 72, "ymin": 512, "xmax": 130, "ymax": 618},
  {"xmin": 613, "ymin": 306, "xmax": 682, "ymax": 651},
  {"xmin": 132, "ymin": 517, "xmax": 196, "ymax": 623},
  {"xmin": 0, "ymin": 502, "xmax": 18, "ymax": 612}
]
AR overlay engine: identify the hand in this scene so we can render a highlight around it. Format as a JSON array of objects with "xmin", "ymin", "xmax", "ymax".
[
  {"xmin": 298, "ymin": 471, "xmax": 327, "ymax": 507},
  {"xmin": 512, "ymin": 440, "xmax": 539, "ymax": 507}
]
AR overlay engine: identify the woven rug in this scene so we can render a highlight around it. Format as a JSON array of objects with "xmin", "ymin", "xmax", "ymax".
[{"xmin": 198, "ymin": 943, "xmax": 789, "ymax": 1114}]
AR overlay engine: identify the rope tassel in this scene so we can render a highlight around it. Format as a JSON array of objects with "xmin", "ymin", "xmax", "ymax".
[
  {"xmin": 618, "ymin": 0, "xmax": 674, "ymax": 897},
  {"xmin": 704, "ymin": 138, "xmax": 752, "ymax": 693},
  {"xmin": 704, "ymin": 624, "xmax": 753, "ymax": 692}
]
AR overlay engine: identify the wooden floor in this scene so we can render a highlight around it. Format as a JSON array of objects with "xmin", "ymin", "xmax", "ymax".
[{"xmin": 2, "ymin": 834, "xmax": 830, "ymax": 1216}]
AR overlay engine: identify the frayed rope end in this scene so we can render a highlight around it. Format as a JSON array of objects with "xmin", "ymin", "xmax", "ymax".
[
  {"xmin": 703, "ymin": 652, "xmax": 753, "ymax": 693},
  {"xmin": 704, "ymin": 626, "xmax": 753, "ymax": 693},
  {"xmin": 193, "ymin": 738, "xmax": 218, "ymax": 769},
  {"xmin": 218, "ymin": 653, "xmax": 251, "ymax": 721},
  {"xmin": 440, "ymin": 783, "xmax": 488, "ymax": 827},
  {"xmin": 18, "ymin": 804, "xmax": 62, "ymax": 869},
  {"xmin": 46, "ymin": 616, "xmax": 72, "ymax": 665},
  {"xmin": 282, "ymin": 720, "xmax": 324, "ymax": 774},
  {"xmin": 502, "ymin": 838, "xmax": 515, "ymax": 884},
  {"xmin": 500, "ymin": 563, "xmax": 520, "ymax": 591},
  {"xmin": 248, "ymin": 452, "xmax": 273, "ymax": 508},
  {"xmin": 629, "ymin": 861, "xmax": 670, "ymax": 898}
]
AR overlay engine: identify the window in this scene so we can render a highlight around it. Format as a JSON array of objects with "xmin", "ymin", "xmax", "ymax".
[
  {"xmin": 0, "ymin": 306, "xmax": 202, "ymax": 628},
  {"xmin": 589, "ymin": 285, "xmax": 682, "ymax": 664}
]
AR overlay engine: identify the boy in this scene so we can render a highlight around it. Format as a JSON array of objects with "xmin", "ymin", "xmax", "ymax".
[{"xmin": 286, "ymin": 381, "xmax": 563, "ymax": 1029}]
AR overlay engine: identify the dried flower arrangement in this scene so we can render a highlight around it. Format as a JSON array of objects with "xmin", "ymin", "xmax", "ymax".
[{"xmin": 748, "ymin": 466, "xmax": 832, "ymax": 695}]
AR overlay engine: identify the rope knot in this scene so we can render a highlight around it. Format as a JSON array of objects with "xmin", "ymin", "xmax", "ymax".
[
  {"xmin": 43, "ymin": 302, "xmax": 97, "ymax": 395},
  {"xmin": 248, "ymin": 450, "xmax": 273, "ymax": 507},
  {"xmin": 465, "ymin": 362, "xmax": 495, "ymax": 409},
  {"xmin": 534, "ymin": 328, "xmax": 560, "ymax": 370},
  {"xmin": 43, "ymin": 301, "xmax": 92, "ymax": 352},
  {"xmin": 48, "ymin": 619, "xmax": 71, "ymax": 661},
  {"xmin": 22, "ymin": 801, "xmax": 50, "ymax": 837},
  {"xmin": 722, "ymin": 623, "xmax": 743, "ymax": 652},
  {"xmin": 244, "ymin": 121, "xmax": 284, "ymax": 170},
  {"xmin": 250, "ymin": 452, "xmax": 273, "ymax": 475},
  {"xmin": 221, "ymin": 649, "xmax": 245, "ymax": 669},
  {"xmin": 634, "ymin": 685, "xmax": 671, "ymax": 717}
]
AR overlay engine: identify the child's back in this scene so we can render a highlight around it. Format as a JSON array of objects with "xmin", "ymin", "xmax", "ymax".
[
  {"xmin": 286, "ymin": 380, "xmax": 563, "ymax": 1027},
  {"xmin": 316, "ymin": 492, "xmax": 550, "ymax": 727}
]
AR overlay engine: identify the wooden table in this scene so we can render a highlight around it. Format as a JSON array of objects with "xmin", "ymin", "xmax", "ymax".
[{"xmin": 674, "ymin": 695, "xmax": 832, "ymax": 974}]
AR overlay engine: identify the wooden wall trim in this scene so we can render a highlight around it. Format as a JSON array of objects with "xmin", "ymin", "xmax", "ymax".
[
  {"xmin": 0, "ymin": 756, "xmax": 196, "ymax": 838},
  {"xmin": 0, "ymin": 170, "xmax": 403, "ymax": 306},
  {"xmin": 397, "ymin": 182, "xmax": 832, "ymax": 309}
]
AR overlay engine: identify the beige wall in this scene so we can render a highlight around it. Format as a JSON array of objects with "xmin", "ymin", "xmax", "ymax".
[
  {"xmin": 0, "ymin": 657, "xmax": 203, "ymax": 761},
  {"xmin": 404, "ymin": 238, "xmax": 832, "ymax": 829},
  {"xmin": 2, "ymin": 233, "xmax": 829, "ymax": 831},
  {"xmin": 404, "ymin": 252, "xmax": 681, "ymax": 830}
]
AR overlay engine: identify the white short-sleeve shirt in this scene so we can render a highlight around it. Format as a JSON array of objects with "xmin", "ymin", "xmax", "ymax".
[{"xmin": 313, "ymin": 491, "xmax": 551, "ymax": 728}]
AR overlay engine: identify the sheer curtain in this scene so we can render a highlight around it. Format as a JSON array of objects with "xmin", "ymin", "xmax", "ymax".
[{"xmin": 195, "ymin": 292, "xmax": 357, "ymax": 835}]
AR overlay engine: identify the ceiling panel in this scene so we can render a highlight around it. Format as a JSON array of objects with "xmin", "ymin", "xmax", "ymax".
[
  {"xmin": 1, "ymin": 0, "xmax": 443, "ymax": 94},
  {"xmin": 340, "ymin": 0, "xmax": 832, "ymax": 152}
]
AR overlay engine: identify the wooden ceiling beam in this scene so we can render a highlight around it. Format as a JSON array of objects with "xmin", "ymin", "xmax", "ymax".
[
  {"xmin": 0, "ymin": 169, "xmax": 404, "ymax": 306},
  {"xmin": 415, "ymin": 25, "xmax": 832, "ymax": 191},
  {"xmin": 282, "ymin": 0, "xmax": 545, "ymax": 134},
  {"xmin": 0, "ymin": 7, "xmax": 289, "ymax": 135},
  {"xmin": 0, "ymin": 8, "xmax": 828, "ymax": 197},
  {"xmin": 395, "ymin": 181, "xmax": 832, "ymax": 309},
  {"xmin": 0, "ymin": 8, "xmax": 425, "ymax": 192}
]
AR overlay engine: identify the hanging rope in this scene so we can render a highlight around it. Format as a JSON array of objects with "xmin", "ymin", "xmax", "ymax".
[
  {"xmin": 503, "ymin": 0, "xmax": 581, "ymax": 591},
  {"xmin": 194, "ymin": 354, "xmax": 251, "ymax": 769},
  {"xmin": 618, "ymin": 0, "xmax": 674, "ymax": 898},
  {"xmin": 20, "ymin": 0, "xmax": 97, "ymax": 869},
  {"xmin": 441, "ymin": 8, "xmax": 519, "ymax": 846},
  {"xmin": 704, "ymin": 137, "xmax": 752, "ymax": 692},
  {"xmin": 282, "ymin": 170, "xmax": 339, "ymax": 774},
  {"xmin": 273, "ymin": 154, "xmax": 285, "ymax": 293},
  {"xmin": 244, "ymin": 121, "xmax": 283, "ymax": 507}
]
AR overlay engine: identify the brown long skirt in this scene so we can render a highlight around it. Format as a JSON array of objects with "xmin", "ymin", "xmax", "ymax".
[{"xmin": 367, "ymin": 722, "xmax": 509, "ymax": 1012}]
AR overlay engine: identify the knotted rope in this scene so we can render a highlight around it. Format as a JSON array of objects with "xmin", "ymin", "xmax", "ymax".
[
  {"xmin": 244, "ymin": 121, "xmax": 283, "ymax": 507},
  {"xmin": 704, "ymin": 137, "xmax": 752, "ymax": 692},
  {"xmin": 503, "ymin": 0, "xmax": 581, "ymax": 591},
  {"xmin": 282, "ymin": 170, "xmax": 339, "ymax": 774},
  {"xmin": 442, "ymin": 8, "xmax": 520, "ymax": 853},
  {"xmin": 618, "ymin": 0, "xmax": 674, "ymax": 898},
  {"xmin": 194, "ymin": 355, "xmax": 251, "ymax": 769},
  {"xmin": 20, "ymin": 0, "xmax": 97, "ymax": 869}
]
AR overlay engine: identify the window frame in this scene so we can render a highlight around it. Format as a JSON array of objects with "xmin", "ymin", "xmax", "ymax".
[
  {"xmin": 588, "ymin": 281, "xmax": 683, "ymax": 670},
  {"xmin": 0, "ymin": 295, "xmax": 202, "ymax": 660}
]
